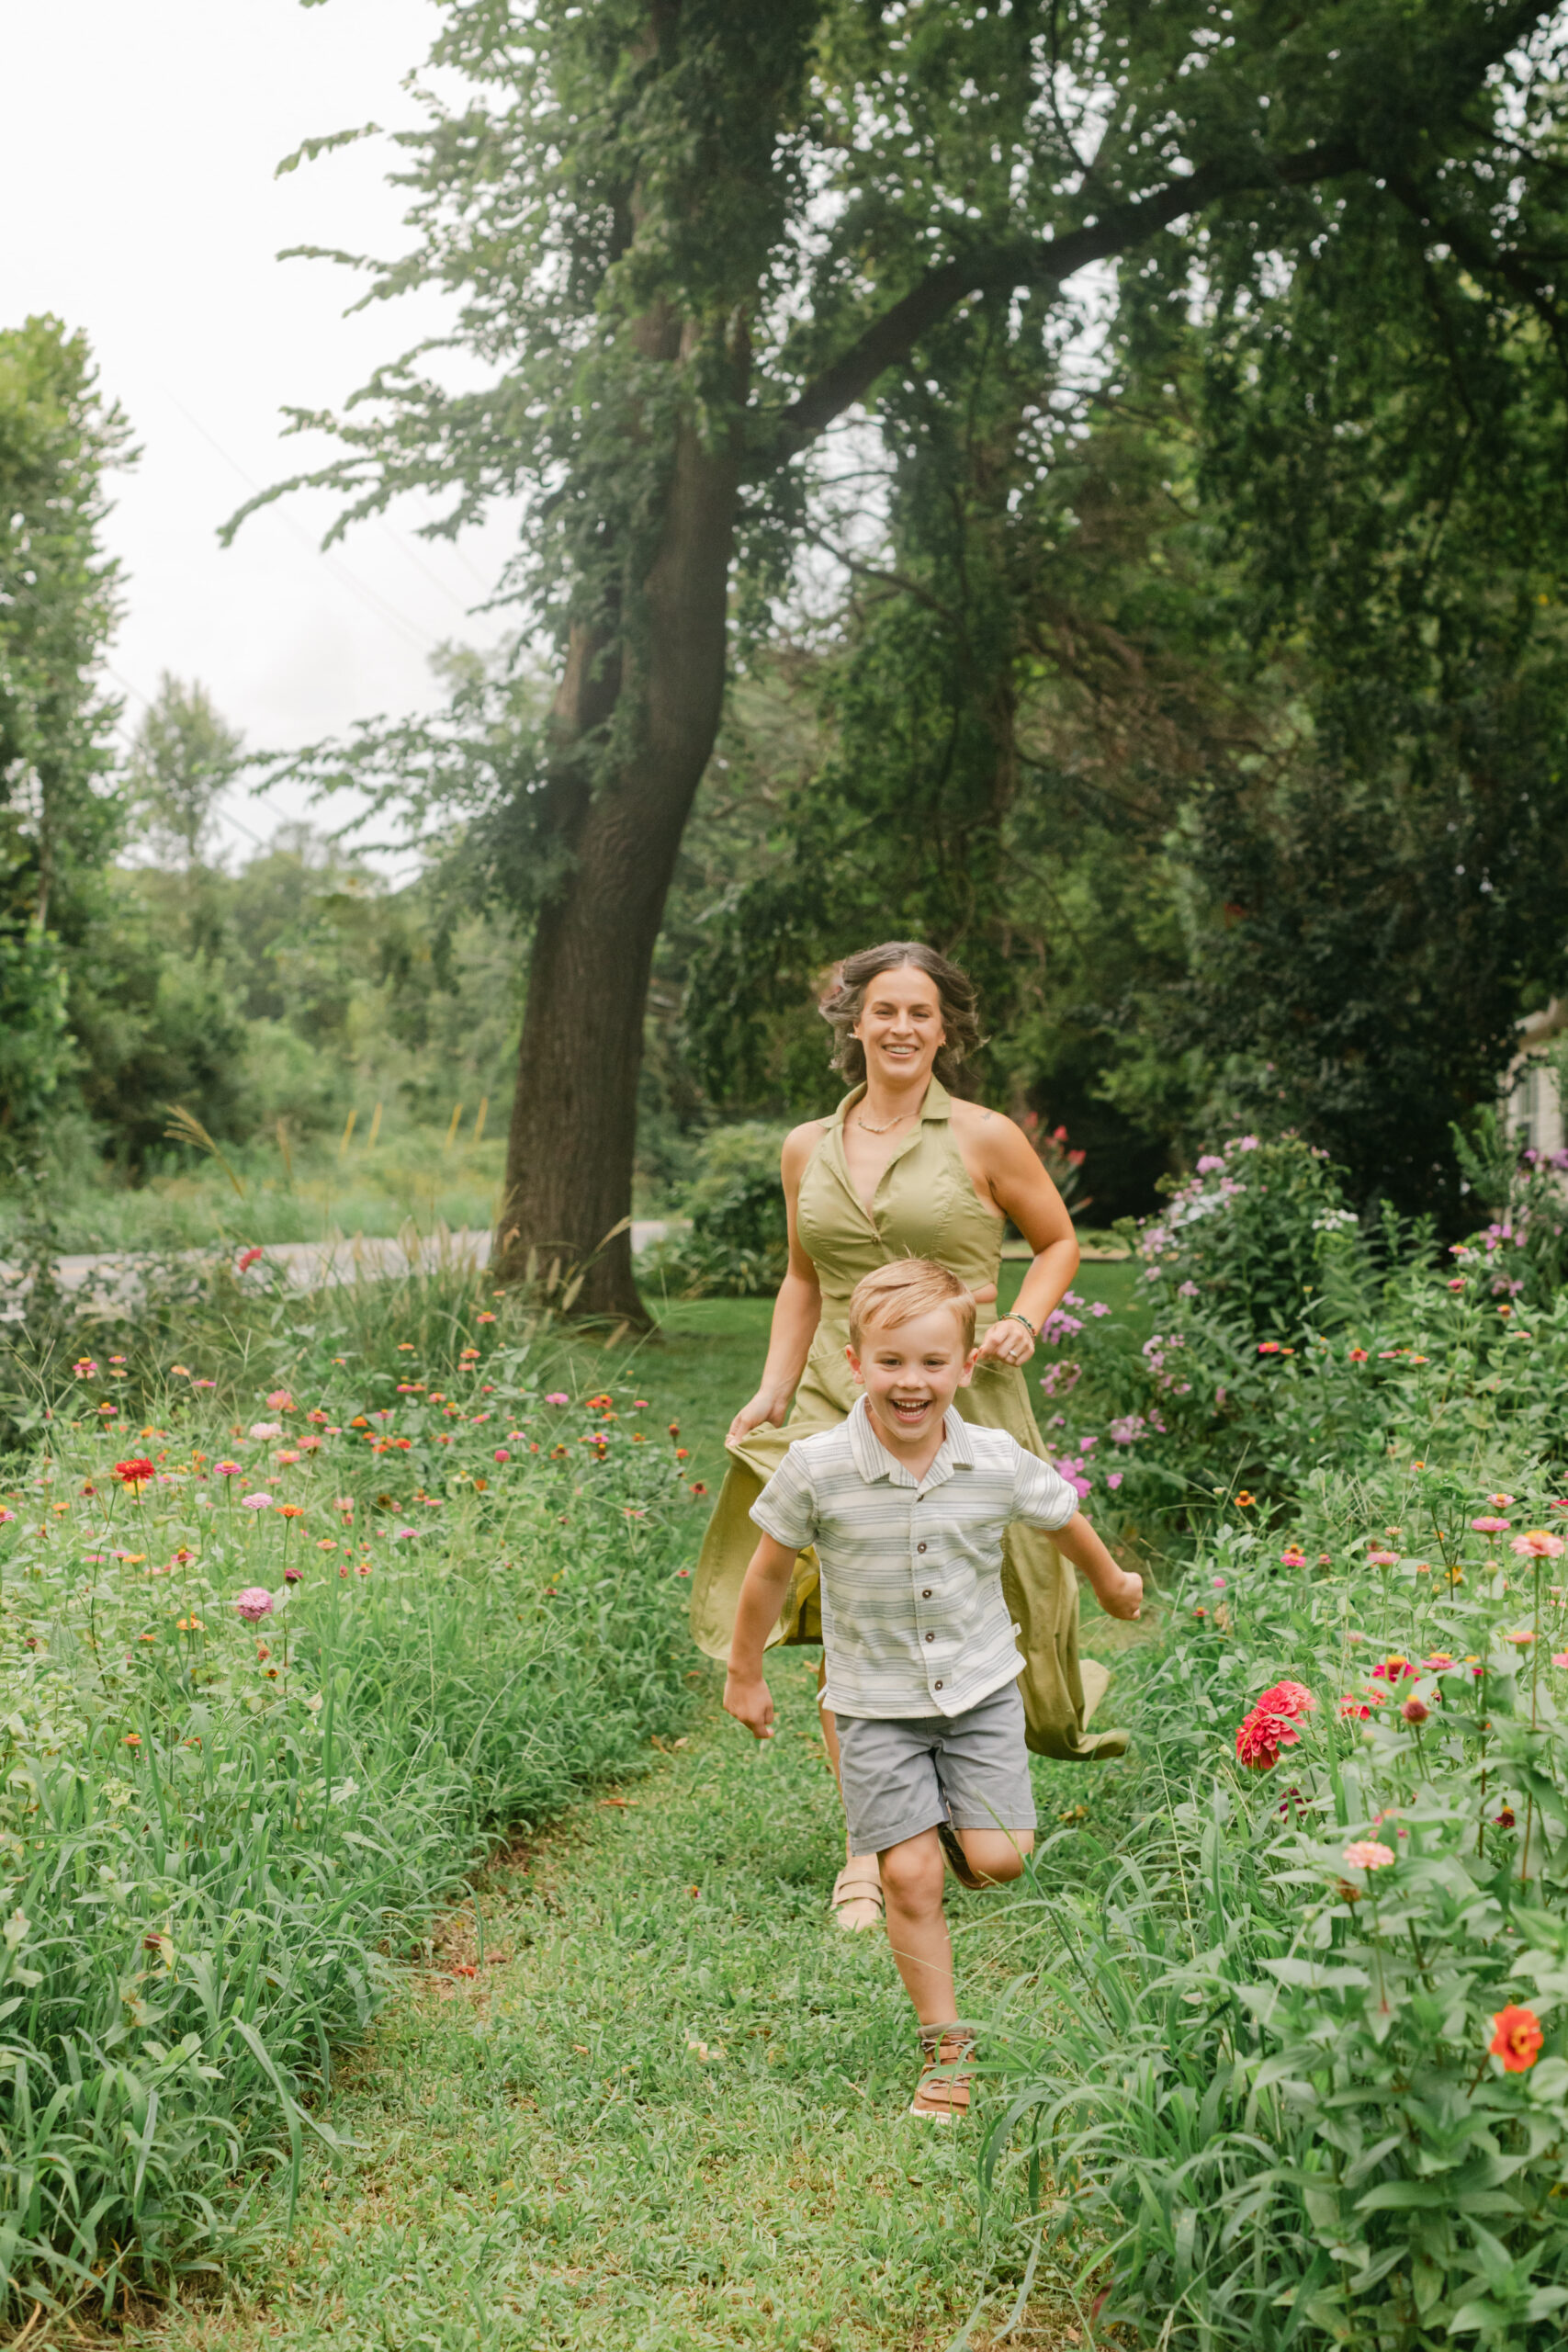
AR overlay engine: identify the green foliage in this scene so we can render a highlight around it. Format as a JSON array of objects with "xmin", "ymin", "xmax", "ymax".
[
  {"xmin": 637, "ymin": 1124, "xmax": 790, "ymax": 1297},
  {"xmin": 0, "ymin": 315, "xmax": 130, "ymax": 1158},
  {"xmin": 0, "ymin": 1291, "xmax": 700, "ymax": 2315},
  {"xmin": 125, "ymin": 674, "xmax": 243, "ymax": 870}
]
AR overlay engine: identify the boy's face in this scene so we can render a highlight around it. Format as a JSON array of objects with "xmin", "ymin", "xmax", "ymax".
[{"xmin": 846, "ymin": 1303, "xmax": 977, "ymax": 1451}]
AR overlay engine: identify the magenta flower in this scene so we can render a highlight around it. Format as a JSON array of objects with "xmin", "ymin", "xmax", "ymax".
[
  {"xmin": 493, "ymin": 1448, "xmax": 511, "ymax": 1463},
  {"xmin": 0, "ymin": 1510, "xmax": 15, "ymax": 1526},
  {"xmin": 241, "ymin": 1492, "xmax": 272, "ymax": 1511},
  {"xmin": 545, "ymin": 1392, "xmax": 570, "ymax": 1407},
  {"xmin": 393, "ymin": 1526, "xmax": 419, "ymax": 1542},
  {"xmin": 283, "ymin": 1565, "xmax": 303, "ymax": 1584},
  {"xmin": 233, "ymin": 1588, "xmax": 274, "ymax": 1623},
  {"xmin": 214, "ymin": 1460, "xmax": 242, "ymax": 1477}
]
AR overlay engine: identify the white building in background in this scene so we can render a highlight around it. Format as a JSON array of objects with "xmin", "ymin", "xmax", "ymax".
[{"xmin": 1505, "ymin": 1001, "xmax": 1567, "ymax": 1156}]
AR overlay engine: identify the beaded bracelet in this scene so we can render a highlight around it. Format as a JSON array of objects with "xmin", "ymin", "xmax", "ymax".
[{"xmin": 1001, "ymin": 1309, "xmax": 1037, "ymax": 1339}]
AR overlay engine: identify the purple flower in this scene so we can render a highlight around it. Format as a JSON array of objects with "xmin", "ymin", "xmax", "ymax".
[
  {"xmin": 233, "ymin": 1588, "xmax": 274, "ymax": 1622},
  {"xmin": 1106, "ymin": 1471, "xmax": 1123, "ymax": 1490}
]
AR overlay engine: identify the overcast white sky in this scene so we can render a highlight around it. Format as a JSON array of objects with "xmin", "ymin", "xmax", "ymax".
[{"xmin": 1, "ymin": 0, "xmax": 520, "ymax": 866}]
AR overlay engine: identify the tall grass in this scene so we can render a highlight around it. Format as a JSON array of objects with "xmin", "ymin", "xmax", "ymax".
[{"xmin": 0, "ymin": 1283, "xmax": 704, "ymax": 2318}]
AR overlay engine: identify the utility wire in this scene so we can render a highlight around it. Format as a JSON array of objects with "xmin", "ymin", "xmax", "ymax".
[{"xmin": 156, "ymin": 384, "xmax": 445, "ymax": 654}]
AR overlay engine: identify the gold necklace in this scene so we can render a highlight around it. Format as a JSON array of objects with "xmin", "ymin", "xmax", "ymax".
[{"xmin": 855, "ymin": 1107, "xmax": 915, "ymax": 1136}]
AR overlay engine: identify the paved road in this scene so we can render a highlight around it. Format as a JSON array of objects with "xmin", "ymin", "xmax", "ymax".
[{"xmin": 0, "ymin": 1222, "xmax": 675, "ymax": 1318}]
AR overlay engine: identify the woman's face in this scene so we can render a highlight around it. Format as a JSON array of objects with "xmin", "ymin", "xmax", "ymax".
[{"xmin": 852, "ymin": 963, "xmax": 946, "ymax": 1088}]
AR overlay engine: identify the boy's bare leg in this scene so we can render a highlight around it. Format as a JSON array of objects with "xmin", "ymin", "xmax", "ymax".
[
  {"xmin": 818, "ymin": 1658, "xmax": 883, "ymax": 1929},
  {"xmin": 878, "ymin": 1827, "xmax": 958, "ymax": 2022},
  {"xmin": 954, "ymin": 1827, "xmax": 1034, "ymax": 1883}
]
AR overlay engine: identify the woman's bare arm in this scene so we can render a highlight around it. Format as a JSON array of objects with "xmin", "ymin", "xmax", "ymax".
[
  {"xmin": 726, "ymin": 1123, "xmax": 825, "ymax": 1445},
  {"xmin": 951, "ymin": 1102, "xmax": 1080, "ymax": 1367}
]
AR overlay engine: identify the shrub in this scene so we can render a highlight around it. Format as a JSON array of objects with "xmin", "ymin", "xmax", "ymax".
[{"xmin": 637, "ymin": 1122, "xmax": 790, "ymax": 1298}]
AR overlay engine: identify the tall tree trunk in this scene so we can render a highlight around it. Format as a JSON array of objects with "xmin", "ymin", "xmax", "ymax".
[{"xmin": 493, "ymin": 405, "xmax": 739, "ymax": 1319}]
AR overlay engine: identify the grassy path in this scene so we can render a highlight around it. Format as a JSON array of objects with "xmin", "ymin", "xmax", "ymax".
[
  {"xmin": 141, "ymin": 1672, "xmax": 1105, "ymax": 2352},
  {"xmin": 135, "ymin": 1272, "xmax": 1140, "ymax": 2349}
]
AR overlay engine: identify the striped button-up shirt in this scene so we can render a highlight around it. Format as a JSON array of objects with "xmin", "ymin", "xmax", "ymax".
[{"xmin": 750, "ymin": 1396, "xmax": 1079, "ymax": 1720}]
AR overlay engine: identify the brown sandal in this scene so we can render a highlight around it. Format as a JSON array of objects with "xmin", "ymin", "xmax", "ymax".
[
  {"xmin": 829, "ymin": 1858, "xmax": 885, "ymax": 1932},
  {"xmin": 910, "ymin": 2024, "xmax": 976, "ymax": 2121}
]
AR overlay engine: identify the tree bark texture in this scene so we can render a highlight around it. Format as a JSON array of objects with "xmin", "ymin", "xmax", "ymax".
[{"xmin": 494, "ymin": 408, "xmax": 739, "ymax": 1320}]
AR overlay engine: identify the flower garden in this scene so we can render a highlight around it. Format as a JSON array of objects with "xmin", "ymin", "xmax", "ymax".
[
  {"xmin": 0, "ymin": 1279, "xmax": 703, "ymax": 2316},
  {"xmin": 981, "ymin": 1135, "xmax": 1568, "ymax": 2348},
  {"xmin": 8, "ymin": 1138, "xmax": 1568, "ymax": 2345}
]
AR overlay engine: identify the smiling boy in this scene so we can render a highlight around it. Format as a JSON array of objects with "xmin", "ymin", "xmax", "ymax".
[{"xmin": 723, "ymin": 1256, "xmax": 1142, "ymax": 2120}]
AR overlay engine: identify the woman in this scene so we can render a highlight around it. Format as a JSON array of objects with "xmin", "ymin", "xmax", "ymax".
[{"xmin": 690, "ymin": 942, "xmax": 1126, "ymax": 1930}]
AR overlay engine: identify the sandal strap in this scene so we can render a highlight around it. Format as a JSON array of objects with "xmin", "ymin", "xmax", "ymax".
[{"xmin": 830, "ymin": 1861, "xmax": 885, "ymax": 1913}]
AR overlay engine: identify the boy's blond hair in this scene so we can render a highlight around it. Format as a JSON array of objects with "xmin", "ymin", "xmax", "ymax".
[{"xmin": 848, "ymin": 1258, "xmax": 976, "ymax": 1352}]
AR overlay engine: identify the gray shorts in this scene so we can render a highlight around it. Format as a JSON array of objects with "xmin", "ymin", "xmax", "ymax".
[{"xmin": 833, "ymin": 1681, "xmax": 1036, "ymax": 1856}]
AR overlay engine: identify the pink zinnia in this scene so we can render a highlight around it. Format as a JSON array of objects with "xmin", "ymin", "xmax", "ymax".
[
  {"xmin": 233, "ymin": 1588, "xmax": 274, "ymax": 1623},
  {"xmin": 545, "ymin": 1392, "xmax": 570, "ymax": 1406},
  {"xmin": 1343, "ymin": 1839, "xmax": 1395, "ymax": 1871},
  {"xmin": 241, "ymin": 1492, "xmax": 272, "ymax": 1511},
  {"xmin": 1512, "ymin": 1530, "xmax": 1566, "ymax": 1560},
  {"xmin": 1472, "ymin": 1517, "xmax": 1512, "ymax": 1534},
  {"xmin": 1254, "ymin": 1680, "xmax": 1316, "ymax": 1720}
]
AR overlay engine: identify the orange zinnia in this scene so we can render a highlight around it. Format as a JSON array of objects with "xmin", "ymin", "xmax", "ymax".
[
  {"xmin": 1490, "ymin": 2005, "xmax": 1544, "ymax": 2074},
  {"xmin": 276, "ymin": 1504, "xmax": 305, "ymax": 1519}
]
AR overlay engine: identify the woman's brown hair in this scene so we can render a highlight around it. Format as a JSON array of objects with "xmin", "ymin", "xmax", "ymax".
[{"xmin": 818, "ymin": 942, "xmax": 983, "ymax": 1091}]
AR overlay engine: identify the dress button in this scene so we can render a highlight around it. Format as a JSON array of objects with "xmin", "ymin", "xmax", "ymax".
[
  {"xmin": 925, "ymin": 1631, "xmax": 934, "ymax": 1643},
  {"xmin": 917, "ymin": 1542, "xmax": 927, "ymax": 1554},
  {"xmin": 921, "ymin": 1589, "xmax": 931, "ymax": 1600},
  {"xmin": 934, "ymin": 1680, "xmax": 943, "ymax": 1691}
]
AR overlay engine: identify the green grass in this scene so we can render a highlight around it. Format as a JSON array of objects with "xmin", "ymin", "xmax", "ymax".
[
  {"xmin": 135, "ymin": 1672, "xmax": 1115, "ymax": 2352},
  {"xmin": 0, "ymin": 1131, "xmax": 509, "ymax": 1256}
]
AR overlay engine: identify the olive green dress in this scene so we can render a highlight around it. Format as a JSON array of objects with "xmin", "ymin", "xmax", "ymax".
[{"xmin": 689, "ymin": 1078, "xmax": 1125, "ymax": 1760}]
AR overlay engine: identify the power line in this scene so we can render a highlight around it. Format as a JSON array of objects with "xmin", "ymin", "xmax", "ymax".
[{"xmin": 156, "ymin": 384, "xmax": 445, "ymax": 654}]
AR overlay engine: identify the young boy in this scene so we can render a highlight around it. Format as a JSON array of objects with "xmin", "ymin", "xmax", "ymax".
[{"xmin": 723, "ymin": 1257, "xmax": 1143, "ymax": 2120}]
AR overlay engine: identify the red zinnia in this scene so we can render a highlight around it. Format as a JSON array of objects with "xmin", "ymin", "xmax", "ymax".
[
  {"xmin": 1490, "ymin": 2005, "xmax": 1544, "ymax": 2074},
  {"xmin": 1235, "ymin": 1708, "xmax": 1302, "ymax": 1770},
  {"xmin": 114, "ymin": 1458, "xmax": 155, "ymax": 1489}
]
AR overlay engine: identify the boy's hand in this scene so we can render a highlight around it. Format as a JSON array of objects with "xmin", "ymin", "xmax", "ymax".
[
  {"xmin": 724, "ymin": 1670, "xmax": 776, "ymax": 1740},
  {"xmin": 1101, "ymin": 1567, "xmax": 1144, "ymax": 1622}
]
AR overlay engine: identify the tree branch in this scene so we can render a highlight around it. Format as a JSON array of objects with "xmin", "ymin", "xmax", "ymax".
[{"xmin": 761, "ymin": 141, "xmax": 1361, "ymax": 468}]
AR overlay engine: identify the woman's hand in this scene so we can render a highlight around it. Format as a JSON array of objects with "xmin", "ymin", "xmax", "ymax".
[
  {"xmin": 975, "ymin": 1309, "xmax": 1034, "ymax": 1371},
  {"xmin": 727, "ymin": 1389, "xmax": 791, "ymax": 1446}
]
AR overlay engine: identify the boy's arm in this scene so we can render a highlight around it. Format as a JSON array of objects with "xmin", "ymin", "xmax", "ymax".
[
  {"xmin": 1055, "ymin": 1511, "xmax": 1144, "ymax": 1621},
  {"xmin": 723, "ymin": 1533, "xmax": 802, "ymax": 1739}
]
